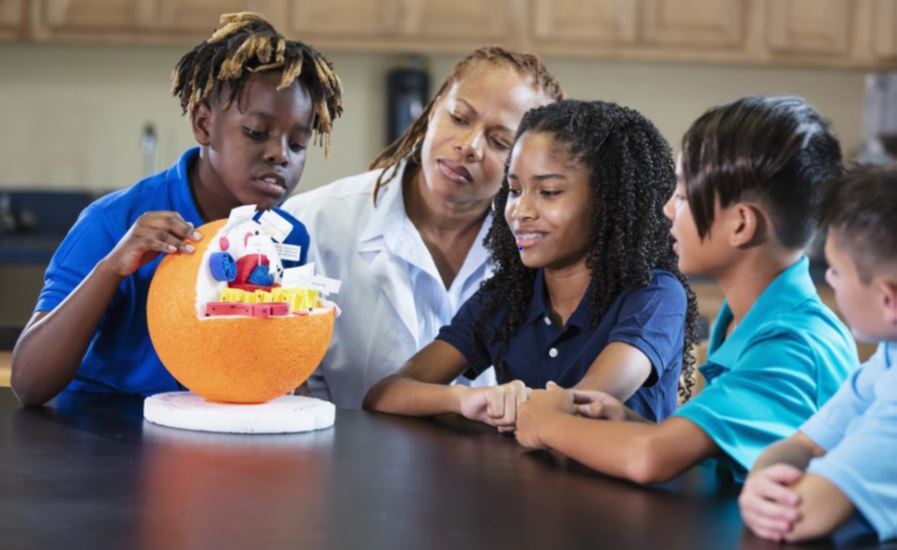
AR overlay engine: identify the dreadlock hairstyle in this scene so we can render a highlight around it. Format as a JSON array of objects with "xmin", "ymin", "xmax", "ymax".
[
  {"xmin": 368, "ymin": 46, "xmax": 565, "ymax": 205},
  {"xmin": 481, "ymin": 100, "xmax": 700, "ymax": 402},
  {"xmin": 171, "ymin": 12, "xmax": 343, "ymax": 155}
]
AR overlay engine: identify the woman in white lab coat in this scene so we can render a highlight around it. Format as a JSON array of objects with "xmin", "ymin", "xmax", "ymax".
[{"xmin": 284, "ymin": 47, "xmax": 564, "ymax": 409}]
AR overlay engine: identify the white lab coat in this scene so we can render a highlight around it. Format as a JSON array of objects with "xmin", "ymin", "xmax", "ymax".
[{"xmin": 283, "ymin": 161, "xmax": 496, "ymax": 409}]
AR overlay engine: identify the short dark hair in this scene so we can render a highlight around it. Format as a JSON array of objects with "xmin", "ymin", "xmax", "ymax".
[
  {"xmin": 680, "ymin": 96, "xmax": 842, "ymax": 248},
  {"xmin": 819, "ymin": 165, "xmax": 897, "ymax": 281},
  {"xmin": 171, "ymin": 12, "xmax": 343, "ymax": 155}
]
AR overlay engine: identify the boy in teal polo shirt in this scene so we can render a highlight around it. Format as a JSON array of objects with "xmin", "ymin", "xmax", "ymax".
[
  {"xmin": 741, "ymin": 166, "xmax": 897, "ymax": 544},
  {"xmin": 514, "ymin": 96, "xmax": 856, "ymax": 485}
]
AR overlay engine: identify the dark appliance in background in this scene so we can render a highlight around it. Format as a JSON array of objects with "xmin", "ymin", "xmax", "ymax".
[{"xmin": 386, "ymin": 59, "xmax": 430, "ymax": 144}]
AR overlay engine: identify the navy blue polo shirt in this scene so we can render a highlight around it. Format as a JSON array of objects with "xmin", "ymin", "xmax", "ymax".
[
  {"xmin": 35, "ymin": 147, "xmax": 308, "ymax": 397},
  {"xmin": 437, "ymin": 269, "xmax": 687, "ymax": 421}
]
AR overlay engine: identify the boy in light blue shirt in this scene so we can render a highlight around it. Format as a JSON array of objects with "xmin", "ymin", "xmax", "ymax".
[{"xmin": 740, "ymin": 166, "xmax": 897, "ymax": 544}]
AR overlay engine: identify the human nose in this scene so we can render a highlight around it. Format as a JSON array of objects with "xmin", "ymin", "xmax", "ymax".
[
  {"xmin": 456, "ymin": 127, "xmax": 485, "ymax": 163},
  {"xmin": 662, "ymin": 194, "xmax": 676, "ymax": 222},
  {"xmin": 508, "ymin": 190, "xmax": 536, "ymax": 222},
  {"xmin": 264, "ymin": 136, "xmax": 289, "ymax": 167}
]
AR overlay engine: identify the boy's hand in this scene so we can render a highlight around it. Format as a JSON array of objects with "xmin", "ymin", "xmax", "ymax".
[
  {"xmin": 105, "ymin": 211, "xmax": 202, "ymax": 277},
  {"xmin": 739, "ymin": 464, "xmax": 803, "ymax": 541},
  {"xmin": 570, "ymin": 388, "xmax": 626, "ymax": 420},
  {"xmin": 515, "ymin": 382, "xmax": 575, "ymax": 449},
  {"xmin": 458, "ymin": 380, "xmax": 529, "ymax": 431}
]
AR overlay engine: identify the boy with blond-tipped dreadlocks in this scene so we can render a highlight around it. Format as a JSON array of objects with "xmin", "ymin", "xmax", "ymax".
[{"xmin": 11, "ymin": 13, "xmax": 343, "ymax": 406}]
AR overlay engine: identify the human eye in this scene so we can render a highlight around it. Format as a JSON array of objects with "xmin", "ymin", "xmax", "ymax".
[
  {"xmin": 449, "ymin": 112, "xmax": 468, "ymax": 125},
  {"xmin": 489, "ymin": 135, "xmax": 511, "ymax": 151},
  {"xmin": 507, "ymin": 186, "xmax": 521, "ymax": 197},
  {"xmin": 243, "ymin": 127, "xmax": 268, "ymax": 141},
  {"xmin": 288, "ymin": 140, "xmax": 306, "ymax": 153},
  {"xmin": 540, "ymin": 189, "xmax": 561, "ymax": 197}
]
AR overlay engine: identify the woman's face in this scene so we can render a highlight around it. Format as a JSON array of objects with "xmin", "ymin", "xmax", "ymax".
[
  {"xmin": 419, "ymin": 62, "xmax": 549, "ymax": 209},
  {"xmin": 505, "ymin": 131, "xmax": 592, "ymax": 271}
]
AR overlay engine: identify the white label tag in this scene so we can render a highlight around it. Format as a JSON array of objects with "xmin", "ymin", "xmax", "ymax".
[
  {"xmin": 274, "ymin": 243, "xmax": 302, "ymax": 262},
  {"xmin": 257, "ymin": 210, "xmax": 292, "ymax": 243},
  {"xmin": 309, "ymin": 275, "xmax": 342, "ymax": 295},
  {"xmin": 281, "ymin": 265, "xmax": 315, "ymax": 288},
  {"xmin": 245, "ymin": 234, "xmax": 269, "ymax": 253},
  {"xmin": 228, "ymin": 204, "xmax": 258, "ymax": 224}
]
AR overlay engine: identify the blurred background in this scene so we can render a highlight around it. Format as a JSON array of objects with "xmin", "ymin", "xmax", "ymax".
[{"xmin": 1, "ymin": 0, "xmax": 895, "ymax": 367}]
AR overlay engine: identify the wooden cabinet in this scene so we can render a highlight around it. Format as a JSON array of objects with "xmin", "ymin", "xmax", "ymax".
[
  {"xmin": 766, "ymin": 0, "xmax": 851, "ymax": 56},
  {"xmin": 11, "ymin": 0, "xmax": 897, "ymax": 69},
  {"xmin": 641, "ymin": 0, "xmax": 746, "ymax": 49},
  {"xmin": 0, "ymin": 0, "xmax": 25, "ymax": 40}
]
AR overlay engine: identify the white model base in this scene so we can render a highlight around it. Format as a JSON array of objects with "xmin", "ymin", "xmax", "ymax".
[{"xmin": 143, "ymin": 391, "xmax": 335, "ymax": 434}]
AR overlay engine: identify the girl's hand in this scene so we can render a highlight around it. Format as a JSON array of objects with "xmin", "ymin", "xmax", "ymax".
[
  {"xmin": 458, "ymin": 380, "xmax": 529, "ymax": 430},
  {"xmin": 739, "ymin": 464, "xmax": 803, "ymax": 541},
  {"xmin": 104, "ymin": 211, "xmax": 202, "ymax": 277},
  {"xmin": 569, "ymin": 388, "xmax": 626, "ymax": 420},
  {"xmin": 515, "ymin": 383, "xmax": 575, "ymax": 449}
]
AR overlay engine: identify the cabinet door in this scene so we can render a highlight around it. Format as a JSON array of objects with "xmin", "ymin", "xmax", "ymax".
[
  {"xmin": 156, "ymin": 0, "xmax": 287, "ymax": 34},
  {"xmin": 873, "ymin": 0, "xmax": 897, "ymax": 60},
  {"xmin": 289, "ymin": 0, "xmax": 400, "ymax": 39},
  {"xmin": 399, "ymin": 0, "xmax": 513, "ymax": 42},
  {"xmin": 34, "ymin": 0, "xmax": 156, "ymax": 35},
  {"xmin": 641, "ymin": 0, "xmax": 746, "ymax": 48},
  {"xmin": 530, "ymin": 0, "xmax": 637, "ymax": 46},
  {"xmin": 766, "ymin": 0, "xmax": 851, "ymax": 55},
  {"xmin": 0, "ymin": 0, "xmax": 24, "ymax": 40}
]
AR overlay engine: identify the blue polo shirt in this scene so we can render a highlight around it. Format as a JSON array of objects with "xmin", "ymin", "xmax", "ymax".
[
  {"xmin": 675, "ymin": 256, "xmax": 857, "ymax": 482},
  {"xmin": 36, "ymin": 147, "xmax": 309, "ymax": 397},
  {"xmin": 802, "ymin": 342, "xmax": 897, "ymax": 542},
  {"xmin": 437, "ymin": 269, "xmax": 687, "ymax": 421}
]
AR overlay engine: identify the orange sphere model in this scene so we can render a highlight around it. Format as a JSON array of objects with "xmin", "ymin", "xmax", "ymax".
[{"xmin": 147, "ymin": 219, "xmax": 335, "ymax": 404}]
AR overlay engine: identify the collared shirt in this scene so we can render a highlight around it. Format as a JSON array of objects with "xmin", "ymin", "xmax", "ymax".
[
  {"xmin": 675, "ymin": 256, "xmax": 857, "ymax": 481},
  {"xmin": 37, "ymin": 148, "xmax": 205, "ymax": 395},
  {"xmin": 284, "ymin": 161, "xmax": 496, "ymax": 409},
  {"xmin": 802, "ymin": 342, "xmax": 897, "ymax": 542},
  {"xmin": 436, "ymin": 268, "xmax": 688, "ymax": 421}
]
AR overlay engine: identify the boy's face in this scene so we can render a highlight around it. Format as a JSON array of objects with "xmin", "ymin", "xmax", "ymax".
[
  {"xmin": 504, "ymin": 131, "xmax": 592, "ymax": 271},
  {"xmin": 663, "ymin": 158, "xmax": 735, "ymax": 278},
  {"xmin": 824, "ymin": 228, "xmax": 897, "ymax": 342},
  {"xmin": 418, "ymin": 62, "xmax": 548, "ymax": 209},
  {"xmin": 197, "ymin": 71, "xmax": 314, "ymax": 212}
]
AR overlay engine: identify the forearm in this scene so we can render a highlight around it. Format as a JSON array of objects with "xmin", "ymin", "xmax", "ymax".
[
  {"xmin": 537, "ymin": 414, "xmax": 709, "ymax": 484},
  {"xmin": 11, "ymin": 259, "xmax": 123, "ymax": 406},
  {"xmin": 751, "ymin": 433, "xmax": 822, "ymax": 473},
  {"xmin": 786, "ymin": 474, "xmax": 855, "ymax": 542},
  {"xmin": 363, "ymin": 375, "xmax": 465, "ymax": 416}
]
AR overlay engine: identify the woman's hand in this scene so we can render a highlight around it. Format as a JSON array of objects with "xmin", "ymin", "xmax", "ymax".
[
  {"xmin": 104, "ymin": 211, "xmax": 202, "ymax": 277},
  {"xmin": 458, "ymin": 380, "xmax": 530, "ymax": 430}
]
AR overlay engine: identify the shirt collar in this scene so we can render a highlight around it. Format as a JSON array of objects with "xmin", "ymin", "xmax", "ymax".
[
  {"xmin": 707, "ymin": 255, "xmax": 816, "ymax": 367},
  {"xmin": 524, "ymin": 269, "xmax": 592, "ymax": 329},
  {"xmin": 169, "ymin": 147, "xmax": 204, "ymax": 227}
]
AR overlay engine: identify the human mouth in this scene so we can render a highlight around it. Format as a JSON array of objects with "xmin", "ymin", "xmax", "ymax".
[
  {"xmin": 437, "ymin": 159, "xmax": 473, "ymax": 184},
  {"xmin": 514, "ymin": 231, "xmax": 548, "ymax": 249},
  {"xmin": 254, "ymin": 173, "xmax": 287, "ymax": 196}
]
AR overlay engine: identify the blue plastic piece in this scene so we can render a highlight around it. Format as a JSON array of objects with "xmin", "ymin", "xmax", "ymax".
[
  {"xmin": 247, "ymin": 264, "xmax": 274, "ymax": 286},
  {"xmin": 209, "ymin": 252, "xmax": 236, "ymax": 282}
]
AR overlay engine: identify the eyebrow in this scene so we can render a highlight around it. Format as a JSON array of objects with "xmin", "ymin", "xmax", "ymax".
[
  {"xmin": 507, "ymin": 173, "xmax": 568, "ymax": 181},
  {"xmin": 247, "ymin": 111, "xmax": 311, "ymax": 134},
  {"xmin": 456, "ymin": 98, "xmax": 513, "ymax": 134}
]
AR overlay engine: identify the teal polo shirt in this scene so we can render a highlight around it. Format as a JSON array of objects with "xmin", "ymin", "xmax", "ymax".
[{"xmin": 675, "ymin": 256, "xmax": 857, "ymax": 481}]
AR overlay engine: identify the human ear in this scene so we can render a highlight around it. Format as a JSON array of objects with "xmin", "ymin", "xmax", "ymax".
[
  {"xmin": 191, "ymin": 103, "xmax": 214, "ymax": 146},
  {"xmin": 729, "ymin": 203, "xmax": 766, "ymax": 248},
  {"xmin": 877, "ymin": 277, "xmax": 897, "ymax": 326}
]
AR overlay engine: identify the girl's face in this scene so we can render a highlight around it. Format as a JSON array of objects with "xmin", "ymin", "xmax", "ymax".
[
  {"xmin": 505, "ymin": 131, "xmax": 592, "ymax": 271},
  {"xmin": 198, "ymin": 71, "xmax": 314, "ymax": 212},
  {"xmin": 419, "ymin": 62, "xmax": 548, "ymax": 209},
  {"xmin": 663, "ymin": 157, "xmax": 733, "ymax": 278}
]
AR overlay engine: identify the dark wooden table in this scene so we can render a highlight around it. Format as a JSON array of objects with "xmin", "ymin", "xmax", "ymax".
[{"xmin": 0, "ymin": 388, "xmax": 875, "ymax": 550}]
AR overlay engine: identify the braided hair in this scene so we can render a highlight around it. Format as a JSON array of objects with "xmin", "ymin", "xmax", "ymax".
[
  {"xmin": 368, "ymin": 46, "xmax": 565, "ymax": 204},
  {"xmin": 481, "ymin": 100, "xmax": 700, "ymax": 402},
  {"xmin": 171, "ymin": 12, "xmax": 343, "ymax": 155}
]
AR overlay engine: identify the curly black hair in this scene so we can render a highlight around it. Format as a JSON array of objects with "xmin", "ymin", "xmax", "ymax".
[{"xmin": 479, "ymin": 99, "xmax": 700, "ymax": 402}]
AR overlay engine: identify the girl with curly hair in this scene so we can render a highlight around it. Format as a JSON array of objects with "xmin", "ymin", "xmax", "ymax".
[{"xmin": 364, "ymin": 99, "xmax": 698, "ymax": 428}]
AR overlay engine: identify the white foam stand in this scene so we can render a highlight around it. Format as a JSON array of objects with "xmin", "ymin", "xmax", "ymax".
[{"xmin": 144, "ymin": 391, "xmax": 335, "ymax": 434}]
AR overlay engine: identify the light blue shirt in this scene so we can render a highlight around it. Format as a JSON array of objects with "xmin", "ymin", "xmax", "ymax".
[
  {"xmin": 803, "ymin": 341, "xmax": 897, "ymax": 542},
  {"xmin": 675, "ymin": 257, "xmax": 857, "ymax": 481}
]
